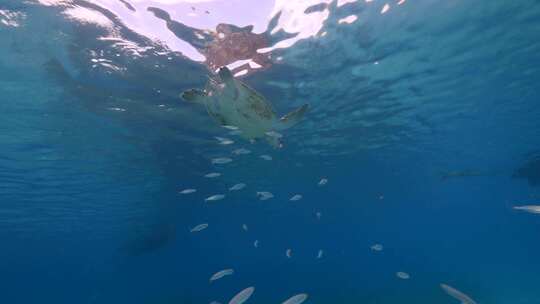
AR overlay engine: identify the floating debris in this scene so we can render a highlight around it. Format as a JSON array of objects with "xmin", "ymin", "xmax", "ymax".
[
  {"xmin": 317, "ymin": 249, "xmax": 324, "ymax": 259},
  {"xmin": 254, "ymin": 240, "xmax": 259, "ymax": 248},
  {"xmin": 210, "ymin": 269, "xmax": 234, "ymax": 282},
  {"xmin": 228, "ymin": 286, "xmax": 254, "ymax": 304},
  {"xmin": 215, "ymin": 137, "xmax": 234, "ymax": 145},
  {"xmin": 370, "ymin": 244, "xmax": 383, "ymax": 251},
  {"xmin": 205, "ymin": 194, "xmax": 225, "ymax": 202},
  {"xmin": 232, "ymin": 148, "xmax": 251, "ymax": 155},
  {"xmin": 440, "ymin": 284, "xmax": 477, "ymax": 304},
  {"xmin": 513, "ymin": 205, "xmax": 540, "ymax": 214},
  {"xmin": 180, "ymin": 188, "xmax": 196, "ymax": 194},
  {"xmin": 190, "ymin": 223, "xmax": 208, "ymax": 232},
  {"xmin": 396, "ymin": 272, "xmax": 410, "ymax": 279},
  {"xmin": 316, "ymin": 211, "xmax": 322, "ymax": 220},
  {"xmin": 229, "ymin": 183, "xmax": 246, "ymax": 191},
  {"xmin": 205, "ymin": 172, "xmax": 221, "ymax": 178},
  {"xmin": 289, "ymin": 194, "xmax": 302, "ymax": 201},
  {"xmin": 260, "ymin": 155, "xmax": 273, "ymax": 161},
  {"xmin": 318, "ymin": 178, "xmax": 328, "ymax": 186},
  {"xmin": 281, "ymin": 293, "xmax": 308, "ymax": 304},
  {"xmin": 212, "ymin": 157, "xmax": 233, "ymax": 164},
  {"xmin": 286, "ymin": 248, "xmax": 292, "ymax": 258},
  {"xmin": 257, "ymin": 191, "xmax": 274, "ymax": 200},
  {"xmin": 242, "ymin": 224, "xmax": 248, "ymax": 231}
]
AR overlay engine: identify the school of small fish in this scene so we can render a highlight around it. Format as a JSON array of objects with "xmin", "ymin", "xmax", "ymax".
[{"xmin": 177, "ymin": 127, "xmax": 511, "ymax": 303}]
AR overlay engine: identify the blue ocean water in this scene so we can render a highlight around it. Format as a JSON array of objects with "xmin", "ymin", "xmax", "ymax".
[{"xmin": 1, "ymin": 0, "xmax": 540, "ymax": 303}]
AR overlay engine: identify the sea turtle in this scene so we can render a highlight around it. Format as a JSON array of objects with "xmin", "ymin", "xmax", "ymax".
[{"xmin": 181, "ymin": 67, "xmax": 309, "ymax": 148}]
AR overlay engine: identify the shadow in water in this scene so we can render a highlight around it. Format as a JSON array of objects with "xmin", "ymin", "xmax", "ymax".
[{"xmin": 514, "ymin": 153, "xmax": 540, "ymax": 187}]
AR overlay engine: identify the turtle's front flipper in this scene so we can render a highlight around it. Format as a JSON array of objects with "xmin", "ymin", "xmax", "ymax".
[
  {"xmin": 217, "ymin": 66, "xmax": 234, "ymax": 84},
  {"xmin": 181, "ymin": 89, "xmax": 206, "ymax": 104},
  {"xmin": 276, "ymin": 104, "xmax": 309, "ymax": 130}
]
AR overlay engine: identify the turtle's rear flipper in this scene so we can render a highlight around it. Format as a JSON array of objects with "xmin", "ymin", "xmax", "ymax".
[
  {"xmin": 277, "ymin": 104, "xmax": 309, "ymax": 130},
  {"xmin": 181, "ymin": 89, "xmax": 206, "ymax": 104}
]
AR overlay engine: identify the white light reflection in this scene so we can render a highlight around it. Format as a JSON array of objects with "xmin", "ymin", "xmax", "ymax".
[
  {"xmin": 338, "ymin": 15, "xmax": 358, "ymax": 24},
  {"xmin": 381, "ymin": 3, "xmax": 390, "ymax": 14},
  {"xmin": 260, "ymin": 0, "xmax": 331, "ymax": 53},
  {"xmin": 0, "ymin": 10, "xmax": 24, "ymax": 27}
]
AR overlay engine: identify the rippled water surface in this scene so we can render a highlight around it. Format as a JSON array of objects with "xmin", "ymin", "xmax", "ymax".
[{"xmin": 1, "ymin": 0, "xmax": 540, "ymax": 303}]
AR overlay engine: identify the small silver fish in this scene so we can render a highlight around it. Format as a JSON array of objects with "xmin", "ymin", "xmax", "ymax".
[
  {"xmin": 317, "ymin": 249, "xmax": 323, "ymax": 259},
  {"xmin": 396, "ymin": 272, "xmax": 410, "ymax": 279},
  {"xmin": 254, "ymin": 240, "xmax": 259, "ymax": 248},
  {"xmin": 440, "ymin": 283, "xmax": 477, "ymax": 304},
  {"xmin": 257, "ymin": 191, "xmax": 274, "ymax": 200},
  {"xmin": 205, "ymin": 172, "xmax": 221, "ymax": 178},
  {"xmin": 180, "ymin": 188, "xmax": 196, "ymax": 194},
  {"xmin": 242, "ymin": 224, "xmax": 248, "ymax": 231},
  {"xmin": 222, "ymin": 125, "xmax": 239, "ymax": 130},
  {"xmin": 281, "ymin": 293, "xmax": 308, "ymax": 304},
  {"xmin": 205, "ymin": 194, "xmax": 225, "ymax": 202},
  {"xmin": 215, "ymin": 137, "xmax": 234, "ymax": 145},
  {"xmin": 209, "ymin": 269, "xmax": 234, "ymax": 282},
  {"xmin": 286, "ymin": 248, "xmax": 292, "ymax": 258},
  {"xmin": 229, "ymin": 183, "xmax": 246, "ymax": 191},
  {"xmin": 318, "ymin": 178, "xmax": 328, "ymax": 186},
  {"xmin": 212, "ymin": 157, "xmax": 233, "ymax": 164},
  {"xmin": 370, "ymin": 244, "xmax": 383, "ymax": 251},
  {"xmin": 260, "ymin": 155, "xmax": 273, "ymax": 161},
  {"xmin": 228, "ymin": 286, "xmax": 254, "ymax": 304},
  {"xmin": 232, "ymin": 148, "xmax": 251, "ymax": 155},
  {"xmin": 228, "ymin": 130, "xmax": 242, "ymax": 136},
  {"xmin": 513, "ymin": 205, "xmax": 540, "ymax": 214},
  {"xmin": 289, "ymin": 194, "xmax": 302, "ymax": 201},
  {"xmin": 190, "ymin": 223, "xmax": 208, "ymax": 232},
  {"xmin": 316, "ymin": 211, "xmax": 322, "ymax": 220}
]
